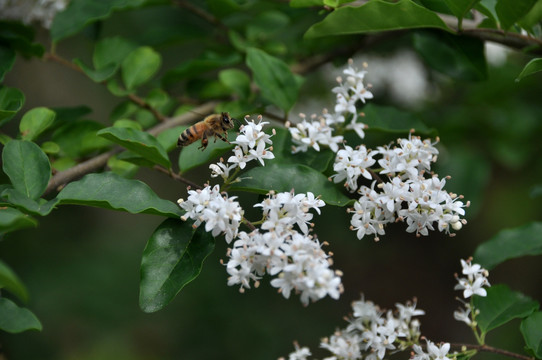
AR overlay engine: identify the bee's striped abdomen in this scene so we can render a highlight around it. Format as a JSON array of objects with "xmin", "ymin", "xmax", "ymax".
[{"xmin": 177, "ymin": 124, "xmax": 200, "ymax": 147}]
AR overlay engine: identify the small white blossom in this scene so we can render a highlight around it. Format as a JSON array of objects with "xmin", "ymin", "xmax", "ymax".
[
  {"xmin": 225, "ymin": 115, "xmax": 274, "ymax": 170},
  {"xmin": 331, "ymin": 145, "xmax": 376, "ymax": 192},
  {"xmin": 454, "ymin": 258, "xmax": 490, "ymax": 299},
  {"xmin": 288, "ymin": 116, "xmax": 343, "ymax": 153}
]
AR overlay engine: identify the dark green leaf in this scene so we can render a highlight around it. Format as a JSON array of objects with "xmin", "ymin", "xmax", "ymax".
[
  {"xmin": 0, "ymin": 46, "xmax": 15, "ymax": 82},
  {"xmin": 443, "ymin": 0, "xmax": 481, "ymax": 23},
  {"xmin": 73, "ymin": 59, "xmax": 117, "ymax": 82},
  {"xmin": 474, "ymin": 222, "xmax": 542, "ymax": 269},
  {"xmin": 0, "ymin": 21, "xmax": 44, "ymax": 58},
  {"xmin": 521, "ymin": 311, "xmax": 542, "ymax": 359},
  {"xmin": 19, "ymin": 107, "xmax": 56, "ymax": 141},
  {"xmin": 516, "ymin": 58, "xmax": 542, "ymax": 82},
  {"xmin": 272, "ymin": 127, "xmax": 335, "ymax": 172},
  {"xmin": 0, "ymin": 297, "xmax": 42, "ymax": 333},
  {"xmin": 1, "ymin": 189, "xmax": 58, "ymax": 216},
  {"xmin": 93, "ymin": 36, "xmax": 137, "ymax": 70},
  {"xmin": 106, "ymin": 78, "xmax": 133, "ymax": 96},
  {"xmin": 229, "ymin": 163, "xmax": 353, "ymax": 206},
  {"xmin": 178, "ymin": 130, "xmax": 235, "ymax": 173},
  {"xmin": 246, "ymin": 47, "xmax": 301, "ymax": 112},
  {"xmin": 362, "ymin": 103, "xmax": 436, "ymax": 136},
  {"xmin": 0, "ymin": 207, "xmax": 37, "ymax": 234},
  {"xmin": 305, "ymin": 0, "xmax": 451, "ymax": 38},
  {"xmin": 51, "ymin": 105, "xmax": 92, "ymax": 125},
  {"xmin": 97, "ymin": 127, "xmax": 171, "ymax": 168},
  {"xmin": 139, "ymin": 219, "xmax": 215, "ymax": 313},
  {"xmin": 413, "ymin": 31, "xmax": 487, "ymax": 81},
  {"xmin": 57, "ymin": 172, "xmax": 182, "ymax": 217},
  {"xmin": 473, "ymin": 284, "xmax": 539, "ymax": 333},
  {"xmin": 51, "ymin": 120, "xmax": 111, "ymax": 157},
  {"xmin": 51, "ymin": 0, "xmax": 146, "ymax": 42},
  {"xmin": 0, "ymin": 86, "xmax": 24, "ymax": 126},
  {"xmin": 290, "ymin": 0, "xmax": 324, "ymax": 7},
  {"xmin": 518, "ymin": 0, "xmax": 542, "ymax": 31},
  {"xmin": 219, "ymin": 69, "xmax": 251, "ymax": 99},
  {"xmin": 121, "ymin": 47, "xmax": 162, "ymax": 90},
  {"xmin": 495, "ymin": 0, "xmax": 537, "ymax": 30},
  {"xmin": 2, "ymin": 140, "xmax": 51, "ymax": 200},
  {"xmin": 0, "ymin": 259, "xmax": 28, "ymax": 302},
  {"xmin": 162, "ymin": 51, "xmax": 242, "ymax": 87}
]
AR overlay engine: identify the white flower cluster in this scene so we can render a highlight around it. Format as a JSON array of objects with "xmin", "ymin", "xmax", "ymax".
[
  {"xmin": 178, "ymin": 184, "xmax": 243, "ymax": 243},
  {"xmin": 226, "ymin": 191, "xmax": 343, "ymax": 305},
  {"xmin": 0, "ymin": 0, "xmax": 68, "ymax": 28},
  {"xmin": 283, "ymin": 296, "xmax": 425, "ymax": 360},
  {"xmin": 453, "ymin": 258, "xmax": 490, "ymax": 326},
  {"xmin": 287, "ymin": 60, "xmax": 373, "ymax": 153},
  {"xmin": 210, "ymin": 115, "xmax": 274, "ymax": 180},
  {"xmin": 334, "ymin": 134, "xmax": 468, "ymax": 240}
]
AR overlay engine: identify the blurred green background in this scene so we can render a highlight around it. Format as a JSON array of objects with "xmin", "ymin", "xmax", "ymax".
[{"xmin": 2, "ymin": 5, "xmax": 542, "ymax": 360}]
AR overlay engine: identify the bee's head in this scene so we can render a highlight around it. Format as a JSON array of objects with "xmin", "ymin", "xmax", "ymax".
[{"xmin": 222, "ymin": 112, "xmax": 236, "ymax": 129}]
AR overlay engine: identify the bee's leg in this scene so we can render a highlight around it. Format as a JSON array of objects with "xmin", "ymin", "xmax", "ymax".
[
  {"xmin": 215, "ymin": 133, "xmax": 230, "ymax": 144},
  {"xmin": 198, "ymin": 133, "xmax": 209, "ymax": 150}
]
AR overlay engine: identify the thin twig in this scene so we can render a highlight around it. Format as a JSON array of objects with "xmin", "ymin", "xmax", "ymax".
[
  {"xmin": 172, "ymin": 0, "xmax": 229, "ymax": 32},
  {"xmin": 450, "ymin": 343, "xmax": 534, "ymax": 360},
  {"xmin": 153, "ymin": 165, "xmax": 202, "ymax": 189}
]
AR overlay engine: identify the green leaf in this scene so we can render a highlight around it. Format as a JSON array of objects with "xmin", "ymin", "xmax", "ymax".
[
  {"xmin": 0, "ymin": 46, "xmax": 15, "ymax": 82},
  {"xmin": 473, "ymin": 222, "xmax": 542, "ymax": 270},
  {"xmin": 521, "ymin": 311, "xmax": 542, "ymax": 359},
  {"xmin": 97, "ymin": 127, "xmax": 171, "ymax": 168},
  {"xmin": 516, "ymin": 58, "xmax": 542, "ymax": 82},
  {"xmin": 219, "ymin": 69, "xmax": 251, "ymax": 99},
  {"xmin": 121, "ymin": 47, "xmax": 162, "ymax": 90},
  {"xmin": 2, "ymin": 140, "xmax": 51, "ymax": 200},
  {"xmin": 93, "ymin": 36, "xmax": 137, "ymax": 70},
  {"xmin": 51, "ymin": 0, "xmax": 146, "ymax": 42},
  {"xmin": 178, "ymin": 131, "xmax": 235, "ymax": 172},
  {"xmin": 106, "ymin": 78, "xmax": 133, "ymax": 96},
  {"xmin": 139, "ymin": 219, "xmax": 215, "ymax": 313},
  {"xmin": 157, "ymin": 126, "xmax": 186, "ymax": 152},
  {"xmin": 272, "ymin": 127, "xmax": 335, "ymax": 172},
  {"xmin": 1, "ymin": 188, "xmax": 58, "ymax": 216},
  {"xmin": 0, "ymin": 297, "xmax": 42, "ymax": 333},
  {"xmin": 57, "ymin": 172, "xmax": 182, "ymax": 217},
  {"xmin": 0, "ymin": 259, "xmax": 28, "ymax": 302},
  {"xmin": 107, "ymin": 155, "xmax": 139, "ymax": 178},
  {"xmin": 305, "ymin": 0, "xmax": 451, "ymax": 38},
  {"xmin": 413, "ymin": 31, "xmax": 487, "ymax": 81},
  {"xmin": 230, "ymin": 163, "xmax": 353, "ymax": 206},
  {"xmin": 51, "ymin": 120, "xmax": 111, "ymax": 157},
  {"xmin": 0, "ymin": 207, "xmax": 37, "ymax": 234},
  {"xmin": 73, "ymin": 59, "xmax": 117, "ymax": 82},
  {"xmin": 41, "ymin": 141, "xmax": 60, "ymax": 154},
  {"xmin": 0, "ymin": 86, "xmax": 25, "ymax": 126},
  {"xmin": 19, "ymin": 107, "xmax": 56, "ymax": 141},
  {"xmin": 443, "ymin": 0, "xmax": 481, "ymax": 23},
  {"xmin": 495, "ymin": 0, "xmax": 538, "ymax": 30},
  {"xmin": 362, "ymin": 103, "xmax": 437, "ymax": 136},
  {"xmin": 473, "ymin": 284, "xmax": 539, "ymax": 333},
  {"xmin": 246, "ymin": 47, "xmax": 301, "ymax": 112}
]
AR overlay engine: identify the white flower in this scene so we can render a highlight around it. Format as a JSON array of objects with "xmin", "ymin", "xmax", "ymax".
[
  {"xmin": 320, "ymin": 332, "xmax": 362, "ymax": 360},
  {"xmin": 453, "ymin": 306, "xmax": 472, "ymax": 325},
  {"xmin": 287, "ymin": 343, "xmax": 312, "ymax": 360},
  {"xmin": 454, "ymin": 258, "xmax": 490, "ymax": 299},
  {"xmin": 178, "ymin": 184, "xmax": 243, "ymax": 243},
  {"xmin": 426, "ymin": 340, "xmax": 451, "ymax": 360},
  {"xmin": 226, "ymin": 115, "xmax": 274, "ymax": 169},
  {"xmin": 288, "ymin": 116, "xmax": 343, "ymax": 153},
  {"xmin": 331, "ymin": 145, "xmax": 376, "ymax": 192}
]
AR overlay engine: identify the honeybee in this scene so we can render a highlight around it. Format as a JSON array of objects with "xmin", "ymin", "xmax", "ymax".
[{"xmin": 177, "ymin": 112, "xmax": 235, "ymax": 150}]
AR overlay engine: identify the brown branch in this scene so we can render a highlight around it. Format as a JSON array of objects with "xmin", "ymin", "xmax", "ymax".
[
  {"xmin": 44, "ymin": 101, "xmax": 219, "ymax": 196},
  {"xmin": 450, "ymin": 343, "xmax": 534, "ymax": 360}
]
